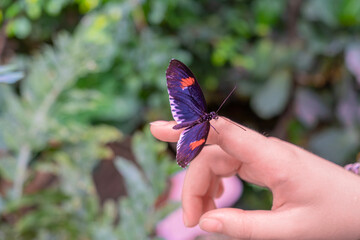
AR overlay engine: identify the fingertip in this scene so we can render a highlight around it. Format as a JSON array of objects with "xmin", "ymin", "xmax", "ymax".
[
  {"xmin": 183, "ymin": 211, "xmax": 191, "ymax": 227},
  {"xmin": 182, "ymin": 210, "xmax": 198, "ymax": 228},
  {"xmin": 181, "ymin": 195, "xmax": 203, "ymax": 227},
  {"xmin": 149, "ymin": 120, "xmax": 181, "ymax": 142},
  {"xmin": 199, "ymin": 208, "xmax": 298, "ymax": 239},
  {"xmin": 199, "ymin": 218, "xmax": 223, "ymax": 233}
]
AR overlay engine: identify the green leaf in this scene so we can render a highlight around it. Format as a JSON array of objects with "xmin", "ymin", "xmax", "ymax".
[
  {"xmin": 303, "ymin": 0, "xmax": 338, "ymax": 27},
  {"xmin": 46, "ymin": 0, "xmax": 71, "ymax": 16},
  {"xmin": 149, "ymin": 1, "xmax": 167, "ymax": 24},
  {"xmin": 254, "ymin": 0, "xmax": 285, "ymax": 35},
  {"xmin": 309, "ymin": 127, "xmax": 360, "ymax": 164},
  {"xmin": 4, "ymin": 3, "xmax": 21, "ymax": 19},
  {"xmin": 117, "ymin": 198, "xmax": 149, "ymax": 240},
  {"xmin": 132, "ymin": 131, "xmax": 167, "ymax": 196},
  {"xmin": 6, "ymin": 17, "xmax": 32, "ymax": 39},
  {"xmin": 251, "ymin": 70, "xmax": 291, "ymax": 119},
  {"xmin": 0, "ymin": 155, "xmax": 17, "ymax": 181},
  {"xmin": 337, "ymin": 0, "xmax": 360, "ymax": 26},
  {"xmin": 115, "ymin": 157, "xmax": 152, "ymax": 201},
  {"xmin": 26, "ymin": 2, "xmax": 41, "ymax": 19},
  {"xmin": 0, "ymin": 64, "xmax": 24, "ymax": 84},
  {"xmin": 0, "ymin": 86, "xmax": 34, "ymax": 150},
  {"xmin": 113, "ymin": 128, "xmax": 178, "ymax": 239}
]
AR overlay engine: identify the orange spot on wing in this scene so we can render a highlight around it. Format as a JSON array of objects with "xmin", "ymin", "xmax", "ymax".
[
  {"xmin": 189, "ymin": 138, "xmax": 205, "ymax": 150},
  {"xmin": 181, "ymin": 77, "xmax": 195, "ymax": 89}
]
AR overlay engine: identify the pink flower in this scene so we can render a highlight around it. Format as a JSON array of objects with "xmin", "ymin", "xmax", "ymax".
[{"xmin": 156, "ymin": 170, "xmax": 243, "ymax": 240}]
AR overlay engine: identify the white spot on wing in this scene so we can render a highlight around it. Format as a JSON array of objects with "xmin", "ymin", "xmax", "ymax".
[
  {"xmin": 169, "ymin": 96, "xmax": 184, "ymax": 123},
  {"xmin": 177, "ymin": 128, "xmax": 190, "ymax": 151}
]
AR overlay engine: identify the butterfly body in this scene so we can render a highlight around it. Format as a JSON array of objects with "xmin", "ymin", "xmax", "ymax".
[
  {"xmin": 173, "ymin": 111, "xmax": 218, "ymax": 130},
  {"xmin": 166, "ymin": 59, "xmax": 219, "ymax": 168}
]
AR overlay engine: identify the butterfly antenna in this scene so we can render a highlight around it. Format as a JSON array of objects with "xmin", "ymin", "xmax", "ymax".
[
  {"xmin": 214, "ymin": 85, "xmax": 246, "ymax": 131},
  {"xmin": 216, "ymin": 85, "xmax": 237, "ymax": 114},
  {"xmin": 220, "ymin": 116, "xmax": 246, "ymax": 131}
]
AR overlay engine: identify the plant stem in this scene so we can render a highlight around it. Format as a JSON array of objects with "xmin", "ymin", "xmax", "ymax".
[{"xmin": 12, "ymin": 144, "xmax": 31, "ymax": 199}]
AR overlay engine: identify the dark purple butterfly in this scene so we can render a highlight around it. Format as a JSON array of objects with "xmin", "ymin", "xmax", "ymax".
[{"xmin": 166, "ymin": 59, "xmax": 238, "ymax": 168}]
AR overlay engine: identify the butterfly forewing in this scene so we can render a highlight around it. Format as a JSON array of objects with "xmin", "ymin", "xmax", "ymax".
[
  {"xmin": 176, "ymin": 122, "xmax": 210, "ymax": 168},
  {"xmin": 166, "ymin": 59, "xmax": 207, "ymax": 124}
]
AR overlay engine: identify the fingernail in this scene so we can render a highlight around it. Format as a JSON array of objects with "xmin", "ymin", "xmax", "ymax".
[
  {"xmin": 149, "ymin": 120, "xmax": 168, "ymax": 126},
  {"xmin": 183, "ymin": 214, "xmax": 190, "ymax": 227},
  {"xmin": 199, "ymin": 218, "xmax": 223, "ymax": 233}
]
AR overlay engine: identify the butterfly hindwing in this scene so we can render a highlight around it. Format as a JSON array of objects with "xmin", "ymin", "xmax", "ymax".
[
  {"xmin": 176, "ymin": 122, "xmax": 210, "ymax": 168},
  {"xmin": 166, "ymin": 59, "xmax": 207, "ymax": 124}
]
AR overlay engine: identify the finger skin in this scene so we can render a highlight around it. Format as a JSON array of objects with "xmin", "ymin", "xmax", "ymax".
[
  {"xmin": 199, "ymin": 208, "xmax": 301, "ymax": 240},
  {"xmin": 182, "ymin": 145, "xmax": 240, "ymax": 227},
  {"xmin": 150, "ymin": 120, "xmax": 181, "ymax": 142}
]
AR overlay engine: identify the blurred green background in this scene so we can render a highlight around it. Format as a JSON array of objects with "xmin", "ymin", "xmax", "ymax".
[{"xmin": 0, "ymin": 0, "xmax": 359, "ymax": 239}]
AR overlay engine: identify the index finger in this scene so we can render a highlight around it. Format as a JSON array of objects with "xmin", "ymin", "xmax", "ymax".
[
  {"xmin": 150, "ymin": 117, "xmax": 269, "ymax": 163},
  {"xmin": 150, "ymin": 117, "xmax": 296, "ymax": 188}
]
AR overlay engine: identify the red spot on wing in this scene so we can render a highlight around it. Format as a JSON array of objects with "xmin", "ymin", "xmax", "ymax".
[
  {"xmin": 181, "ymin": 77, "xmax": 195, "ymax": 89},
  {"xmin": 189, "ymin": 138, "xmax": 205, "ymax": 150}
]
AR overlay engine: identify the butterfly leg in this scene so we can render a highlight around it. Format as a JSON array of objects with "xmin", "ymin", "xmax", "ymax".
[{"xmin": 210, "ymin": 123, "xmax": 219, "ymax": 134}]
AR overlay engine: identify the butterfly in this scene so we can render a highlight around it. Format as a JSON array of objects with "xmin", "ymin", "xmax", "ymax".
[{"xmin": 166, "ymin": 59, "xmax": 241, "ymax": 168}]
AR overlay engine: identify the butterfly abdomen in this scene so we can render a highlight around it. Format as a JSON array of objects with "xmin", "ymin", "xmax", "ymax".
[{"xmin": 173, "ymin": 111, "xmax": 218, "ymax": 130}]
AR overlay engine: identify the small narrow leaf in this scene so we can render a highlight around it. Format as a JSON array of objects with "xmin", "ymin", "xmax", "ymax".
[{"xmin": 251, "ymin": 70, "xmax": 291, "ymax": 119}]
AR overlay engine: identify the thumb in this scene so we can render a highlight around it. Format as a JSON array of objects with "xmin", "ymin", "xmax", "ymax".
[{"xmin": 199, "ymin": 208, "xmax": 299, "ymax": 239}]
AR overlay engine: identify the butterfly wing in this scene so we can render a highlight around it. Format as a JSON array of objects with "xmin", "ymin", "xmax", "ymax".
[
  {"xmin": 176, "ymin": 122, "xmax": 210, "ymax": 168},
  {"xmin": 166, "ymin": 59, "xmax": 207, "ymax": 124}
]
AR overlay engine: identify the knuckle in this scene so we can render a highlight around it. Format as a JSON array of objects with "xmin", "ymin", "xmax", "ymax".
[
  {"xmin": 264, "ymin": 137, "xmax": 297, "ymax": 187},
  {"xmin": 241, "ymin": 214, "xmax": 255, "ymax": 239}
]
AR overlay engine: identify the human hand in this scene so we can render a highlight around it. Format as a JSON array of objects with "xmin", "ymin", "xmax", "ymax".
[{"xmin": 150, "ymin": 117, "xmax": 360, "ymax": 240}]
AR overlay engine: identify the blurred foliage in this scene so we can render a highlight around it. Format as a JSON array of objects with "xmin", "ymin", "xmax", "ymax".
[
  {"xmin": 0, "ymin": 0, "xmax": 359, "ymax": 238},
  {"xmin": 236, "ymin": 182, "xmax": 273, "ymax": 211},
  {"xmin": 0, "ymin": 64, "xmax": 23, "ymax": 84},
  {"xmin": 114, "ymin": 130, "xmax": 178, "ymax": 240},
  {"xmin": 0, "ymin": 128, "xmax": 176, "ymax": 239},
  {"xmin": 1, "ymin": 0, "xmax": 103, "ymax": 40},
  {"xmin": 0, "ymin": 2, "xmax": 178, "ymax": 239}
]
